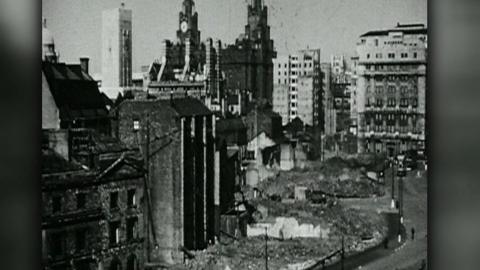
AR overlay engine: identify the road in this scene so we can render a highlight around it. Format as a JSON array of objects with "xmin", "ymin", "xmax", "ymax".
[
  {"xmin": 313, "ymin": 167, "xmax": 427, "ymax": 270},
  {"xmin": 362, "ymin": 168, "xmax": 428, "ymax": 270}
]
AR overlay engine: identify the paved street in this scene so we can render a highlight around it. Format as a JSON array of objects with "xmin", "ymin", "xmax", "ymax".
[
  {"xmin": 361, "ymin": 168, "xmax": 428, "ymax": 270},
  {"xmin": 318, "ymin": 168, "xmax": 427, "ymax": 270}
]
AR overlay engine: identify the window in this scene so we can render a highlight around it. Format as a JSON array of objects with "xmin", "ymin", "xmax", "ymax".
[
  {"xmin": 127, "ymin": 189, "xmax": 136, "ymax": 207},
  {"xmin": 376, "ymin": 98, "xmax": 383, "ymax": 107},
  {"xmin": 413, "ymin": 52, "xmax": 418, "ymax": 58},
  {"xmin": 401, "ymin": 53, "xmax": 408, "ymax": 58},
  {"xmin": 109, "ymin": 221, "xmax": 121, "ymax": 246},
  {"xmin": 52, "ymin": 196, "xmax": 61, "ymax": 213},
  {"xmin": 278, "ymin": 79, "xmax": 281, "ymax": 84},
  {"xmin": 366, "ymin": 53, "xmax": 370, "ymax": 59},
  {"xmin": 133, "ymin": 120, "xmax": 140, "ymax": 131},
  {"xmin": 110, "ymin": 192, "xmax": 119, "ymax": 209},
  {"xmin": 126, "ymin": 218, "xmax": 138, "ymax": 241},
  {"xmin": 278, "ymin": 72, "xmax": 281, "ymax": 76},
  {"xmin": 376, "ymin": 53, "xmax": 382, "ymax": 59},
  {"xmin": 374, "ymin": 39, "xmax": 379, "ymax": 46},
  {"xmin": 51, "ymin": 232, "xmax": 64, "ymax": 256},
  {"xmin": 76, "ymin": 193, "xmax": 86, "ymax": 209},
  {"xmin": 246, "ymin": 150, "xmax": 255, "ymax": 160},
  {"xmin": 388, "ymin": 53, "xmax": 395, "ymax": 59},
  {"xmin": 412, "ymin": 98, "xmax": 418, "ymax": 107},
  {"xmin": 75, "ymin": 229, "xmax": 86, "ymax": 251}
]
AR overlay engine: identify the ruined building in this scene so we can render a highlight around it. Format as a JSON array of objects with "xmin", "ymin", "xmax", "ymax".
[
  {"xmin": 113, "ymin": 98, "xmax": 218, "ymax": 266},
  {"xmin": 41, "ymin": 129, "xmax": 145, "ymax": 270}
]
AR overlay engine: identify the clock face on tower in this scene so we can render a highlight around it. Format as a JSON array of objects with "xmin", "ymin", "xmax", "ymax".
[{"xmin": 181, "ymin": 21, "xmax": 188, "ymax": 33}]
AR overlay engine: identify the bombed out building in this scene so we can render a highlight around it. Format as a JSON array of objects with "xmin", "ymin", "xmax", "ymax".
[
  {"xmin": 41, "ymin": 129, "xmax": 145, "ymax": 270},
  {"xmin": 113, "ymin": 98, "xmax": 218, "ymax": 265}
]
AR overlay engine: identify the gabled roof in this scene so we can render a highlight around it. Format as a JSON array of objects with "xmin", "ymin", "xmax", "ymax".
[{"xmin": 42, "ymin": 61, "xmax": 108, "ymax": 121}]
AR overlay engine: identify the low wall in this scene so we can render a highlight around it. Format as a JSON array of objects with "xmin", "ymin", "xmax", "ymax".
[{"xmin": 247, "ymin": 217, "xmax": 330, "ymax": 239}]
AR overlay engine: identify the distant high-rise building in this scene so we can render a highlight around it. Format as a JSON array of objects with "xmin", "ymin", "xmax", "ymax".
[
  {"xmin": 331, "ymin": 55, "xmax": 346, "ymax": 76},
  {"xmin": 101, "ymin": 3, "xmax": 132, "ymax": 98},
  {"xmin": 355, "ymin": 23, "xmax": 427, "ymax": 156},
  {"xmin": 321, "ymin": 63, "xmax": 335, "ymax": 135},
  {"xmin": 42, "ymin": 18, "xmax": 58, "ymax": 63},
  {"xmin": 222, "ymin": 0, "xmax": 276, "ymax": 103},
  {"xmin": 273, "ymin": 49, "xmax": 321, "ymax": 127},
  {"xmin": 143, "ymin": 0, "xmax": 224, "ymax": 113}
]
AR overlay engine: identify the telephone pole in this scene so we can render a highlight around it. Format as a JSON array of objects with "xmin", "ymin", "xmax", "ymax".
[
  {"xmin": 391, "ymin": 160, "xmax": 395, "ymax": 209},
  {"xmin": 265, "ymin": 227, "xmax": 268, "ymax": 270}
]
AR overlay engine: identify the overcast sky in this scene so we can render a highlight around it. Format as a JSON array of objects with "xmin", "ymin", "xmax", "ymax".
[{"xmin": 42, "ymin": 0, "xmax": 427, "ymax": 74}]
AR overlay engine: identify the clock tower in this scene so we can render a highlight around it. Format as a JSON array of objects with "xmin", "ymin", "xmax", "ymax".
[{"xmin": 177, "ymin": 0, "xmax": 201, "ymax": 48}]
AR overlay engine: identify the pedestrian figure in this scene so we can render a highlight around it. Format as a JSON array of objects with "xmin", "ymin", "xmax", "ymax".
[{"xmin": 411, "ymin": 227, "xmax": 415, "ymax": 240}]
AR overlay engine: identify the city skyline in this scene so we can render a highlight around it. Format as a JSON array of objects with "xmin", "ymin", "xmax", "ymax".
[{"xmin": 42, "ymin": 0, "xmax": 427, "ymax": 75}]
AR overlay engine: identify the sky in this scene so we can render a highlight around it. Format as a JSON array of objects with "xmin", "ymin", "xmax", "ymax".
[{"xmin": 42, "ymin": 0, "xmax": 427, "ymax": 75}]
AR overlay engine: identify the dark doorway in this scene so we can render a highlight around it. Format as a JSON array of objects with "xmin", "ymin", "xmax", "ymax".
[
  {"xmin": 109, "ymin": 258, "xmax": 122, "ymax": 270},
  {"xmin": 127, "ymin": 255, "xmax": 137, "ymax": 270}
]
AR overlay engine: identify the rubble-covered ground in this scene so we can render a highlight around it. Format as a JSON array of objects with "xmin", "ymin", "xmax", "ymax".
[
  {"xmin": 180, "ymin": 154, "xmax": 389, "ymax": 270},
  {"xmin": 182, "ymin": 200, "xmax": 387, "ymax": 270},
  {"xmin": 258, "ymin": 155, "xmax": 386, "ymax": 199}
]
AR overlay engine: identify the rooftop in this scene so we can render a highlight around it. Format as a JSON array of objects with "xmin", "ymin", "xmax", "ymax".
[
  {"xmin": 360, "ymin": 23, "xmax": 427, "ymax": 37},
  {"xmin": 42, "ymin": 61, "xmax": 108, "ymax": 121}
]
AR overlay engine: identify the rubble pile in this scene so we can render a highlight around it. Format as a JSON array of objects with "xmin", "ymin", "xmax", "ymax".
[{"xmin": 186, "ymin": 237, "xmax": 335, "ymax": 270}]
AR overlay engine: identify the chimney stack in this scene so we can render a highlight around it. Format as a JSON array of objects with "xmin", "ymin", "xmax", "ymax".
[{"xmin": 80, "ymin": 57, "xmax": 89, "ymax": 74}]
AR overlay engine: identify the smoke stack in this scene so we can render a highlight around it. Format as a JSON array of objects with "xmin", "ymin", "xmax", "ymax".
[{"xmin": 80, "ymin": 57, "xmax": 89, "ymax": 74}]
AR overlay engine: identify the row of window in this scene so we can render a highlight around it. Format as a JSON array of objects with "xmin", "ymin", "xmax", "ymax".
[
  {"xmin": 277, "ymin": 62, "xmax": 315, "ymax": 69},
  {"xmin": 367, "ymin": 85, "xmax": 418, "ymax": 95},
  {"xmin": 49, "ymin": 217, "xmax": 139, "ymax": 257},
  {"xmin": 366, "ymin": 98, "xmax": 418, "ymax": 107},
  {"xmin": 373, "ymin": 38, "xmax": 420, "ymax": 47},
  {"xmin": 51, "ymin": 189, "xmax": 137, "ymax": 214},
  {"xmin": 366, "ymin": 52, "xmax": 418, "ymax": 59}
]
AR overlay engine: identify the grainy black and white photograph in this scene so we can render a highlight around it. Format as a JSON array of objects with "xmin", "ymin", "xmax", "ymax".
[{"xmin": 41, "ymin": 0, "xmax": 428, "ymax": 269}]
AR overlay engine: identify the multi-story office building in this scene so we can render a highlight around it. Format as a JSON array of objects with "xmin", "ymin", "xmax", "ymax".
[
  {"xmin": 349, "ymin": 55, "xmax": 360, "ymax": 134},
  {"xmin": 101, "ymin": 3, "xmax": 133, "ymax": 98},
  {"xmin": 355, "ymin": 23, "xmax": 427, "ymax": 156},
  {"xmin": 272, "ymin": 49, "xmax": 321, "ymax": 127},
  {"xmin": 321, "ymin": 63, "xmax": 335, "ymax": 135},
  {"xmin": 331, "ymin": 55, "xmax": 346, "ymax": 76}
]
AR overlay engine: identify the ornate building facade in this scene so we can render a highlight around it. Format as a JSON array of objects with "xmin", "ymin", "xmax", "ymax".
[
  {"xmin": 222, "ymin": 0, "xmax": 276, "ymax": 103},
  {"xmin": 355, "ymin": 23, "xmax": 427, "ymax": 156}
]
